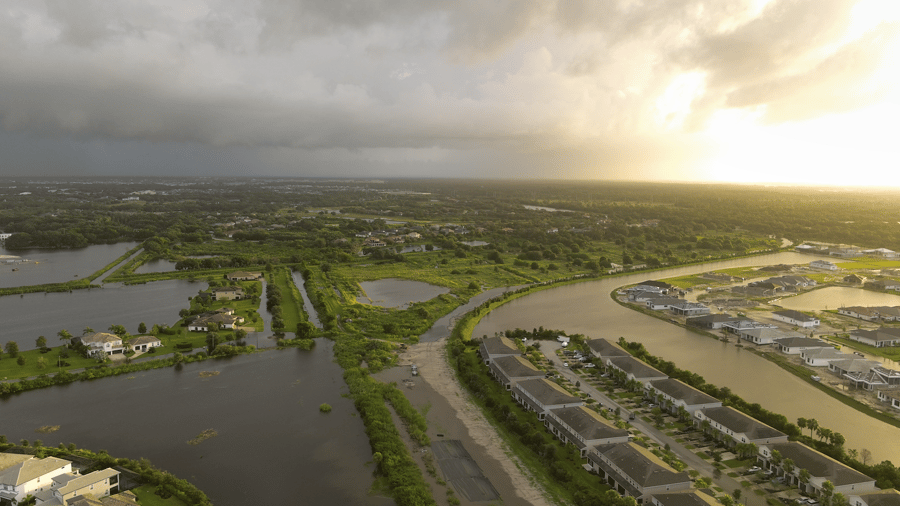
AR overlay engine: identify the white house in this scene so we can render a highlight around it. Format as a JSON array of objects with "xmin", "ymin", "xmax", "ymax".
[
  {"xmin": 772, "ymin": 310, "xmax": 819, "ymax": 327},
  {"xmin": 0, "ymin": 454, "xmax": 121, "ymax": 506},
  {"xmin": 801, "ymin": 347, "xmax": 848, "ymax": 367},
  {"xmin": 810, "ymin": 260, "xmax": 838, "ymax": 271},
  {"xmin": 78, "ymin": 332, "xmax": 125, "ymax": 356},
  {"xmin": 129, "ymin": 335, "xmax": 162, "ymax": 352}
]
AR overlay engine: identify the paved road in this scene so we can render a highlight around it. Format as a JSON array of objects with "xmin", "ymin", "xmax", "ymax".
[{"xmin": 541, "ymin": 340, "xmax": 767, "ymax": 506}]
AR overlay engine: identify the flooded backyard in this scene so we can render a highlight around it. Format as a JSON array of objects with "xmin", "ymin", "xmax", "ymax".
[
  {"xmin": 358, "ymin": 278, "xmax": 450, "ymax": 308},
  {"xmin": 777, "ymin": 286, "xmax": 900, "ymax": 311}
]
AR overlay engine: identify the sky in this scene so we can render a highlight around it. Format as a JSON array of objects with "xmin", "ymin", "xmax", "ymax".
[{"xmin": 1, "ymin": 0, "xmax": 898, "ymax": 184}]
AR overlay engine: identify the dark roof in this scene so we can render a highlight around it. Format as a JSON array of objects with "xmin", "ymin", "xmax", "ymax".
[
  {"xmin": 548, "ymin": 406, "xmax": 629, "ymax": 443},
  {"xmin": 649, "ymin": 379, "xmax": 720, "ymax": 407},
  {"xmin": 587, "ymin": 338, "xmax": 630, "ymax": 358},
  {"xmin": 857, "ymin": 491, "xmax": 900, "ymax": 506},
  {"xmin": 480, "ymin": 336, "xmax": 519, "ymax": 357},
  {"xmin": 774, "ymin": 337, "xmax": 829, "ymax": 348},
  {"xmin": 640, "ymin": 280, "xmax": 673, "ymax": 289},
  {"xmin": 490, "ymin": 355, "xmax": 543, "ymax": 380},
  {"xmin": 773, "ymin": 310, "xmax": 816, "ymax": 322},
  {"xmin": 687, "ymin": 314, "xmax": 741, "ymax": 324},
  {"xmin": 591, "ymin": 443, "xmax": 691, "ymax": 488},
  {"xmin": 514, "ymin": 379, "xmax": 583, "ymax": 408},
  {"xmin": 608, "ymin": 356, "xmax": 667, "ymax": 381},
  {"xmin": 702, "ymin": 406, "xmax": 786, "ymax": 440},
  {"xmin": 768, "ymin": 442, "xmax": 874, "ymax": 486}
]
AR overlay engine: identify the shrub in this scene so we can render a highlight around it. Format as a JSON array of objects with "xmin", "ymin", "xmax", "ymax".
[{"xmin": 319, "ymin": 403, "xmax": 332, "ymax": 413}]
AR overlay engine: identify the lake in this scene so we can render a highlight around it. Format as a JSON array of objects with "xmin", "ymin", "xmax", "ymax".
[
  {"xmin": 777, "ymin": 286, "xmax": 900, "ymax": 311},
  {"xmin": 0, "ymin": 342, "xmax": 391, "ymax": 506},
  {"xmin": 358, "ymin": 279, "xmax": 450, "ymax": 308},
  {"xmin": 473, "ymin": 252, "xmax": 900, "ymax": 462},
  {"xmin": 0, "ymin": 242, "xmax": 140, "ymax": 288}
]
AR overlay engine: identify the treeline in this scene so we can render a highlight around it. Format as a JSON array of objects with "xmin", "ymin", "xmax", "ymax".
[
  {"xmin": 334, "ymin": 334, "xmax": 435, "ymax": 506},
  {"xmin": 617, "ymin": 339, "xmax": 900, "ymax": 490},
  {"xmin": 0, "ymin": 442, "xmax": 211, "ymax": 505}
]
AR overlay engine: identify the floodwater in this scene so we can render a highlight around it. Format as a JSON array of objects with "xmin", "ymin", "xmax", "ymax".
[
  {"xmin": 473, "ymin": 252, "xmax": 900, "ymax": 462},
  {"xmin": 0, "ymin": 341, "xmax": 391, "ymax": 506},
  {"xmin": 462, "ymin": 241, "xmax": 489, "ymax": 247},
  {"xmin": 290, "ymin": 271, "xmax": 322, "ymax": 328},
  {"xmin": 522, "ymin": 205, "xmax": 574, "ymax": 213},
  {"xmin": 133, "ymin": 258, "xmax": 178, "ymax": 274},
  {"xmin": 358, "ymin": 278, "xmax": 450, "ymax": 308},
  {"xmin": 777, "ymin": 286, "xmax": 900, "ymax": 311},
  {"xmin": 1, "ymin": 280, "xmax": 200, "ymax": 351},
  {"xmin": 0, "ymin": 242, "xmax": 140, "ymax": 288}
]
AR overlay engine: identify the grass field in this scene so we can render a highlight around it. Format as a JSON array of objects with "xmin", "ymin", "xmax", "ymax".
[
  {"xmin": 268, "ymin": 267, "xmax": 308, "ymax": 332},
  {"xmin": 836, "ymin": 259, "xmax": 900, "ymax": 270},
  {"xmin": 131, "ymin": 485, "xmax": 190, "ymax": 506}
]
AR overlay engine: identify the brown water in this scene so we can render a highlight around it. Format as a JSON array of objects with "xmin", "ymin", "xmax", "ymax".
[{"xmin": 474, "ymin": 252, "xmax": 900, "ymax": 462}]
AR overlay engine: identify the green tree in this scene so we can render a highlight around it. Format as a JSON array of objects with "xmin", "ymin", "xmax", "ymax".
[
  {"xmin": 14, "ymin": 355, "xmax": 23, "ymax": 366},
  {"xmin": 138, "ymin": 322, "xmax": 147, "ymax": 334},
  {"xmin": 5, "ymin": 341, "xmax": 19, "ymax": 358},
  {"xmin": 59, "ymin": 329, "xmax": 74, "ymax": 344},
  {"xmin": 108, "ymin": 324, "xmax": 128, "ymax": 336},
  {"xmin": 807, "ymin": 418, "xmax": 819, "ymax": 438},
  {"xmin": 81, "ymin": 327, "xmax": 93, "ymax": 335},
  {"xmin": 296, "ymin": 321, "xmax": 316, "ymax": 339},
  {"xmin": 206, "ymin": 333, "xmax": 219, "ymax": 353},
  {"xmin": 36, "ymin": 357, "xmax": 47, "ymax": 370},
  {"xmin": 36, "ymin": 336, "xmax": 47, "ymax": 349}
]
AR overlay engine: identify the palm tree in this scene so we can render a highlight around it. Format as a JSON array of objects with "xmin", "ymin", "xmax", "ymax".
[{"xmin": 807, "ymin": 418, "xmax": 819, "ymax": 439}]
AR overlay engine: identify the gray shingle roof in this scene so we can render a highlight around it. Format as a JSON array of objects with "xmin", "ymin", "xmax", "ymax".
[
  {"xmin": 702, "ymin": 406, "xmax": 786, "ymax": 440},
  {"xmin": 608, "ymin": 356, "xmax": 667, "ymax": 381},
  {"xmin": 591, "ymin": 442, "xmax": 691, "ymax": 488},
  {"xmin": 514, "ymin": 379, "xmax": 582, "ymax": 408},
  {"xmin": 549, "ymin": 406, "xmax": 629, "ymax": 442},
  {"xmin": 768, "ymin": 442, "xmax": 874, "ymax": 486},
  {"xmin": 586, "ymin": 338, "xmax": 630, "ymax": 358},
  {"xmin": 649, "ymin": 379, "xmax": 720, "ymax": 407},
  {"xmin": 490, "ymin": 355, "xmax": 543, "ymax": 379}
]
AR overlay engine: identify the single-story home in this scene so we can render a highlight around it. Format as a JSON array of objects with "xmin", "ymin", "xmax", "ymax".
[
  {"xmin": 129, "ymin": 335, "xmax": 162, "ymax": 352},
  {"xmin": 773, "ymin": 337, "xmax": 831, "ymax": 355},
  {"xmin": 849, "ymin": 327, "xmax": 900, "ymax": 348},
  {"xmin": 810, "ymin": 260, "xmax": 838, "ymax": 271},
  {"xmin": 801, "ymin": 347, "xmax": 848, "ymax": 367},
  {"xmin": 739, "ymin": 328, "xmax": 804, "ymax": 346},
  {"xmin": 772, "ymin": 310, "xmax": 819, "ymax": 327},
  {"xmin": 226, "ymin": 271, "xmax": 262, "ymax": 281},
  {"xmin": 876, "ymin": 388, "xmax": 900, "ymax": 411},
  {"xmin": 838, "ymin": 306, "xmax": 882, "ymax": 322},
  {"xmin": 687, "ymin": 314, "xmax": 741, "ymax": 330},
  {"xmin": 668, "ymin": 301, "xmax": 711, "ymax": 316},
  {"xmin": 646, "ymin": 297, "xmax": 682, "ymax": 311}
]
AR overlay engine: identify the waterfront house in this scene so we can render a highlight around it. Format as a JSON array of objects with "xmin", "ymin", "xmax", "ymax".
[
  {"xmin": 865, "ymin": 279, "xmax": 900, "ymax": 291},
  {"xmin": 772, "ymin": 310, "xmax": 820, "ymax": 328},
  {"xmin": 606, "ymin": 356, "xmax": 668, "ymax": 386},
  {"xmin": 586, "ymin": 338, "xmax": 631, "ymax": 361},
  {"xmin": 773, "ymin": 337, "xmax": 831, "ymax": 355},
  {"xmin": 739, "ymin": 328, "xmax": 804, "ymax": 346},
  {"xmin": 478, "ymin": 336, "xmax": 520, "ymax": 365},
  {"xmin": 78, "ymin": 332, "xmax": 125, "ymax": 356},
  {"xmin": 810, "ymin": 260, "xmax": 839, "ymax": 271},
  {"xmin": 843, "ymin": 365, "xmax": 900, "ymax": 391},
  {"xmin": 722, "ymin": 320, "xmax": 778, "ymax": 335},
  {"xmin": 211, "ymin": 286, "xmax": 244, "ymax": 301},
  {"xmin": 489, "ymin": 355, "xmax": 545, "ymax": 390},
  {"xmin": 849, "ymin": 327, "xmax": 900, "ymax": 348},
  {"xmin": 129, "ymin": 335, "xmax": 162, "ymax": 352},
  {"xmin": 545, "ymin": 406, "xmax": 630, "ymax": 457},
  {"xmin": 646, "ymin": 297, "xmax": 681, "ymax": 311},
  {"xmin": 646, "ymin": 378, "xmax": 722, "ymax": 417},
  {"xmin": 838, "ymin": 307, "xmax": 882, "ymax": 322},
  {"xmin": 511, "ymin": 378, "xmax": 583, "ymax": 420},
  {"xmin": 187, "ymin": 313, "xmax": 245, "ymax": 332},
  {"xmin": 873, "ymin": 307, "xmax": 900, "ymax": 321},
  {"xmin": 45, "ymin": 468, "xmax": 121, "ymax": 505},
  {"xmin": 828, "ymin": 358, "xmax": 881, "ymax": 381},
  {"xmin": 696, "ymin": 406, "xmax": 788, "ymax": 447},
  {"xmin": 668, "ymin": 301, "xmax": 711, "ymax": 316},
  {"xmin": 0, "ymin": 453, "xmax": 120, "ymax": 506},
  {"xmin": 758, "ymin": 441, "xmax": 876, "ymax": 497},
  {"xmin": 876, "ymin": 388, "xmax": 900, "ymax": 411},
  {"xmin": 226, "ymin": 271, "xmax": 262, "ymax": 281},
  {"xmin": 686, "ymin": 314, "xmax": 741, "ymax": 330},
  {"xmin": 801, "ymin": 347, "xmax": 848, "ymax": 367},
  {"xmin": 587, "ymin": 443, "xmax": 692, "ymax": 503}
]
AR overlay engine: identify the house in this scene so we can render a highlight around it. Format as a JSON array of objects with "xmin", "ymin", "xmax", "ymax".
[
  {"xmin": 829, "ymin": 358, "xmax": 881, "ymax": 381},
  {"xmin": 810, "ymin": 260, "xmax": 839, "ymax": 271},
  {"xmin": 511, "ymin": 378, "xmax": 583, "ymax": 420},
  {"xmin": 739, "ymin": 328, "xmax": 805, "ymax": 346},
  {"xmin": 586, "ymin": 338, "xmax": 631, "ymax": 361},
  {"xmin": 0, "ymin": 453, "xmax": 72, "ymax": 504},
  {"xmin": 668, "ymin": 301, "xmax": 710, "ymax": 316},
  {"xmin": 801, "ymin": 347, "xmax": 848, "ymax": 367},
  {"xmin": 838, "ymin": 306, "xmax": 882, "ymax": 322},
  {"xmin": 129, "ymin": 335, "xmax": 162, "ymax": 352},
  {"xmin": 696, "ymin": 406, "xmax": 788, "ymax": 446},
  {"xmin": 686, "ymin": 314, "xmax": 741, "ymax": 330},
  {"xmin": 773, "ymin": 337, "xmax": 831, "ymax": 355},
  {"xmin": 758, "ymin": 442, "xmax": 876, "ymax": 497},
  {"xmin": 188, "ymin": 313, "xmax": 245, "ymax": 332},
  {"xmin": 876, "ymin": 388, "xmax": 900, "ymax": 411},
  {"xmin": 606, "ymin": 356, "xmax": 668, "ymax": 386},
  {"xmin": 544, "ymin": 406, "xmax": 630, "ymax": 457},
  {"xmin": 873, "ymin": 307, "xmax": 900, "ymax": 321},
  {"xmin": 489, "ymin": 355, "xmax": 545, "ymax": 390},
  {"xmin": 850, "ymin": 490, "xmax": 900, "ymax": 506},
  {"xmin": 843, "ymin": 365, "xmax": 900, "ymax": 391},
  {"xmin": 478, "ymin": 336, "xmax": 520, "ymax": 365},
  {"xmin": 639, "ymin": 280, "xmax": 673, "ymax": 292},
  {"xmin": 78, "ymin": 332, "xmax": 125, "ymax": 356},
  {"xmin": 646, "ymin": 297, "xmax": 681, "ymax": 311},
  {"xmin": 587, "ymin": 443, "xmax": 692, "ymax": 503},
  {"xmin": 772, "ymin": 310, "xmax": 820, "ymax": 328},
  {"xmin": 866, "ymin": 279, "xmax": 900, "ymax": 291},
  {"xmin": 722, "ymin": 320, "xmax": 777, "ymax": 335},
  {"xmin": 849, "ymin": 327, "xmax": 900, "ymax": 348},
  {"xmin": 844, "ymin": 274, "xmax": 864, "ymax": 284},
  {"xmin": 0, "ymin": 453, "xmax": 121, "ymax": 505},
  {"xmin": 829, "ymin": 247, "xmax": 862, "ymax": 258},
  {"xmin": 211, "ymin": 286, "xmax": 244, "ymax": 301},
  {"xmin": 650, "ymin": 491, "xmax": 720, "ymax": 506},
  {"xmin": 646, "ymin": 379, "xmax": 722, "ymax": 417},
  {"xmin": 226, "ymin": 271, "xmax": 262, "ymax": 281}
]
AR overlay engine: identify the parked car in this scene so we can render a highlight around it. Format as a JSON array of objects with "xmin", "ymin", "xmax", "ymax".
[{"xmin": 628, "ymin": 412, "xmax": 636, "ymax": 420}]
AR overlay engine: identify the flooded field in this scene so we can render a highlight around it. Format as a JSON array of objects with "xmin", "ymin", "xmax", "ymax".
[
  {"xmin": 358, "ymin": 278, "xmax": 450, "ymax": 308},
  {"xmin": 133, "ymin": 258, "xmax": 178, "ymax": 274},
  {"xmin": 777, "ymin": 286, "xmax": 900, "ymax": 311},
  {"xmin": 0, "ymin": 242, "xmax": 139, "ymax": 288}
]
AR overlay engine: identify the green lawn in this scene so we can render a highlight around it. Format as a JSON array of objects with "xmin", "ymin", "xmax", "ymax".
[
  {"xmin": 130, "ymin": 485, "xmax": 190, "ymax": 506},
  {"xmin": 0, "ymin": 345, "xmax": 98, "ymax": 380},
  {"xmin": 269, "ymin": 267, "xmax": 308, "ymax": 332},
  {"xmin": 835, "ymin": 259, "xmax": 900, "ymax": 270}
]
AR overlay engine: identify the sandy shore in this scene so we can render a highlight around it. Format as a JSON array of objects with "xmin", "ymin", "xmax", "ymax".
[{"xmin": 375, "ymin": 337, "xmax": 551, "ymax": 506}]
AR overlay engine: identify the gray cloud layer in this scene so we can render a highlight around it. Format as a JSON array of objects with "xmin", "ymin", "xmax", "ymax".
[{"xmin": 0, "ymin": 0, "xmax": 894, "ymax": 178}]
